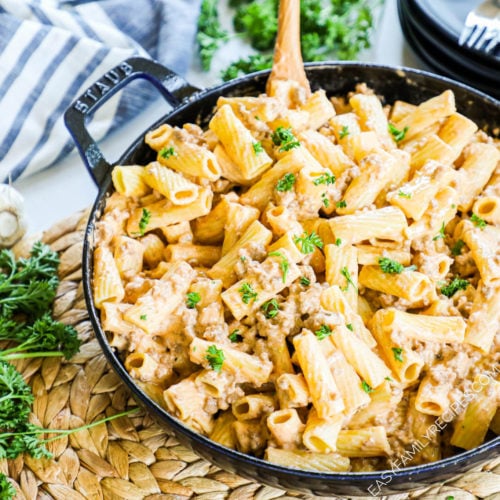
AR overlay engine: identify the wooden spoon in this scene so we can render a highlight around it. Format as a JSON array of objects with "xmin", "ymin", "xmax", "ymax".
[{"xmin": 266, "ymin": 0, "xmax": 311, "ymax": 97}]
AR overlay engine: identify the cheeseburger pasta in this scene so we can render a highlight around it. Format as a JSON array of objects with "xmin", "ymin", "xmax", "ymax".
[{"xmin": 93, "ymin": 81, "xmax": 499, "ymax": 472}]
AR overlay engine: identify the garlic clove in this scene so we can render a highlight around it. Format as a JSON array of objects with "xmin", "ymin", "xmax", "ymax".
[{"xmin": 0, "ymin": 184, "xmax": 28, "ymax": 248}]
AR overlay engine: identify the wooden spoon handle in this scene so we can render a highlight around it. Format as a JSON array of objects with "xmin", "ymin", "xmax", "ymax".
[{"xmin": 266, "ymin": 0, "xmax": 311, "ymax": 96}]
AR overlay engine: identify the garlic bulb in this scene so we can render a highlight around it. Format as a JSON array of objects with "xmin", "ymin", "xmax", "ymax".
[{"xmin": 0, "ymin": 184, "xmax": 27, "ymax": 248}]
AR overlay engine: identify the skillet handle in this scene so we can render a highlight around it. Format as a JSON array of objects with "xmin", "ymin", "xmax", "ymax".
[{"xmin": 64, "ymin": 57, "xmax": 200, "ymax": 186}]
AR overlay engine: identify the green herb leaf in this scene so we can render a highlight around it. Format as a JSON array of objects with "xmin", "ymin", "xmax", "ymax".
[
  {"xmin": 196, "ymin": 0, "xmax": 228, "ymax": 71},
  {"xmin": 159, "ymin": 146, "xmax": 176, "ymax": 159},
  {"xmin": 313, "ymin": 172, "xmax": 336, "ymax": 186},
  {"xmin": 300, "ymin": 276, "xmax": 311, "ymax": 286},
  {"xmin": 451, "ymin": 239, "xmax": 466, "ymax": 256},
  {"xmin": 334, "ymin": 238, "xmax": 342, "ymax": 246},
  {"xmin": 268, "ymin": 251, "xmax": 289, "ymax": 283},
  {"xmin": 339, "ymin": 125, "xmax": 350, "ymax": 139},
  {"xmin": 253, "ymin": 141, "xmax": 264, "ymax": 154},
  {"xmin": 140, "ymin": 314, "xmax": 147, "ymax": 321},
  {"xmin": 392, "ymin": 347, "xmax": 404, "ymax": 362},
  {"xmin": 261, "ymin": 298, "xmax": 280, "ymax": 319},
  {"xmin": 186, "ymin": 292, "xmax": 201, "ymax": 309},
  {"xmin": 228, "ymin": 329, "xmax": 242, "ymax": 342},
  {"xmin": 440, "ymin": 277, "xmax": 469, "ymax": 298},
  {"xmin": 271, "ymin": 126, "xmax": 300, "ymax": 152},
  {"xmin": 340, "ymin": 266, "xmax": 357, "ymax": 292},
  {"xmin": 398, "ymin": 190, "xmax": 412, "ymax": 198},
  {"xmin": 361, "ymin": 380, "xmax": 373, "ymax": 393},
  {"xmin": 432, "ymin": 222, "xmax": 446, "ymax": 241},
  {"xmin": 275, "ymin": 173, "xmax": 296, "ymax": 192},
  {"xmin": 471, "ymin": 213, "xmax": 487, "ymax": 229},
  {"xmin": 378, "ymin": 257, "xmax": 416, "ymax": 275},
  {"xmin": 321, "ymin": 192, "xmax": 330, "ymax": 207},
  {"xmin": 315, "ymin": 324, "xmax": 332, "ymax": 340},
  {"xmin": 238, "ymin": 282, "xmax": 258, "ymax": 304},
  {"xmin": 138, "ymin": 208, "xmax": 151, "ymax": 236},
  {"xmin": 205, "ymin": 345, "xmax": 225, "ymax": 372},
  {"xmin": 0, "ymin": 472, "xmax": 16, "ymax": 500},
  {"xmin": 336, "ymin": 200, "xmax": 347, "ymax": 208},
  {"xmin": 294, "ymin": 231, "xmax": 323, "ymax": 254},
  {"xmin": 346, "ymin": 323, "xmax": 354, "ymax": 331},
  {"xmin": 388, "ymin": 123, "xmax": 409, "ymax": 142}
]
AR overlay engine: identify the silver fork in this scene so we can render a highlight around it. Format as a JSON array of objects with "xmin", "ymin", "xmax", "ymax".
[{"xmin": 458, "ymin": 0, "xmax": 500, "ymax": 53}]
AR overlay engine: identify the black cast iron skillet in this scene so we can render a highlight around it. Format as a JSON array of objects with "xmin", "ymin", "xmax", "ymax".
[{"xmin": 64, "ymin": 57, "xmax": 500, "ymax": 497}]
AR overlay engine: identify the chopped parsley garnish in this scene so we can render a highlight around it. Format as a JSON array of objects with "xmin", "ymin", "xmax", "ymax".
[
  {"xmin": 159, "ymin": 146, "xmax": 176, "ymax": 159},
  {"xmin": 300, "ymin": 276, "xmax": 311, "ymax": 286},
  {"xmin": 398, "ymin": 190, "xmax": 412, "ymax": 198},
  {"xmin": 315, "ymin": 324, "xmax": 332, "ymax": 340},
  {"xmin": 339, "ymin": 125, "xmax": 350, "ymax": 139},
  {"xmin": 471, "ymin": 213, "xmax": 487, "ymax": 229},
  {"xmin": 205, "ymin": 345, "xmax": 225, "ymax": 372},
  {"xmin": 346, "ymin": 323, "xmax": 354, "ymax": 331},
  {"xmin": 432, "ymin": 222, "xmax": 446, "ymax": 241},
  {"xmin": 313, "ymin": 172, "xmax": 336, "ymax": 186},
  {"xmin": 140, "ymin": 314, "xmax": 147, "ymax": 321},
  {"xmin": 321, "ymin": 192, "xmax": 330, "ymax": 207},
  {"xmin": 252, "ymin": 141, "xmax": 264, "ymax": 154},
  {"xmin": 451, "ymin": 239, "xmax": 466, "ymax": 256},
  {"xmin": 238, "ymin": 282, "xmax": 258, "ymax": 304},
  {"xmin": 261, "ymin": 298, "xmax": 279, "ymax": 319},
  {"xmin": 388, "ymin": 123, "xmax": 409, "ymax": 142},
  {"xmin": 240, "ymin": 255, "xmax": 247, "ymax": 262},
  {"xmin": 275, "ymin": 172, "xmax": 296, "ymax": 192},
  {"xmin": 378, "ymin": 257, "xmax": 417, "ymax": 274},
  {"xmin": 385, "ymin": 376, "xmax": 393, "ymax": 382},
  {"xmin": 186, "ymin": 292, "xmax": 201, "ymax": 309},
  {"xmin": 336, "ymin": 200, "xmax": 347, "ymax": 209},
  {"xmin": 341, "ymin": 266, "xmax": 357, "ymax": 292},
  {"xmin": 294, "ymin": 231, "xmax": 323, "ymax": 254},
  {"xmin": 440, "ymin": 277, "xmax": 469, "ymax": 298},
  {"xmin": 392, "ymin": 347, "xmax": 404, "ymax": 362},
  {"xmin": 335, "ymin": 238, "xmax": 342, "ymax": 246},
  {"xmin": 268, "ymin": 251, "xmax": 289, "ymax": 283},
  {"xmin": 138, "ymin": 208, "xmax": 151, "ymax": 236},
  {"xmin": 361, "ymin": 380, "xmax": 373, "ymax": 393},
  {"xmin": 271, "ymin": 126, "xmax": 300, "ymax": 152},
  {"xmin": 229, "ymin": 329, "xmax": 242, "ymax": 342}
]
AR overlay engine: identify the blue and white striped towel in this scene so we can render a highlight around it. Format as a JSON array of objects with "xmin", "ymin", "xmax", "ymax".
[{"xmin": 0, "ymin": 0, "xmax": 201, "ymax": 183}]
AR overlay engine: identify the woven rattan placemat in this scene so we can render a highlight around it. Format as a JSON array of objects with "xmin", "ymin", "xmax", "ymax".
[{"xmin": 3, "ymin": 209, "xmax": 499, "ymax": 500}]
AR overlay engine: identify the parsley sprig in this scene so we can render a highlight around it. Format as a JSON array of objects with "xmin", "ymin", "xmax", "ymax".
[
  {"xmin": 275, "ymin": 173, "xmax": 296, "ymax": 192},
  {"xmin": 451, "ymin": 239, "xmax": 466, "ymax": 256},
  {"xmin": 205, "ymin": 345, "xmax": 225, "ymax": 372},
  {"xmin": 294, "ymin": 231, "xmax": 323, "ymax": 254},
  {"xmin": 341, "ymin": 267, "xmax": 357, "ymax": 292},
  {"xmin": 186, "ymin": 292, "xmax": 201, "ymax": 309},
  {"xmin": 388, "ymin": 123, "xmax": 409, "ymax": 142},
  {"xmin": 268, "ymin": 251, "xmax": 289, "ymax": 283},
  {"xmin": 440, "ymin": 277, "xmax": 469, "ymax": 298},
  {"xmin": 271, "ymin": 127, "xmax": 300, "ymax": 152},
  {"xmin": 378, "ymin": 257, "xmax": 417, "ymax": 274},
  {"xmin": 239, "ymin": 282, "xmax": 258, "ymax": 304},
  {"xmin": 471, "ymin": 213, "xmax": 487, "ymax": 229},
  {"xmin": 137, "ymin": 208, "xmax": 151, "ymax": 236},
  {"xmin": 392, "ymin": 347, "xmax": 404, "ymax": 362},
  {"xmin": 432, "ymin": 222, "xmax": 446, "ymax": 241},
  {"xmin": 315, "ymin": 324, "xmax": 332, "ymax": 340},
  {"xmin": 313, "ymin": 172, "xmax": 336, "ymax": 186},
  {"xmin": 261, "ymin": 298, "xmax": 280, "ymax": 319},
  {"xmin": 196, "ymin": 0, "xmax": 228, "ymax": 71},
  {"xmin": 159, "ymin": 146, "xmax": 176, "ymax": 159}
]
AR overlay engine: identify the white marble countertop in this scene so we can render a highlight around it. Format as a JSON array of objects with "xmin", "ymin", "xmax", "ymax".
[{"xmin": 14, "ymin": 0, "xmax": 423, "ymax": 235}]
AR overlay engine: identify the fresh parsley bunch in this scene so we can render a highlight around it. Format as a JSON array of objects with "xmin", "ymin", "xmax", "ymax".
[{"xmin": 197, "ymin": 0, "xmax": 381, "ymax": 81}]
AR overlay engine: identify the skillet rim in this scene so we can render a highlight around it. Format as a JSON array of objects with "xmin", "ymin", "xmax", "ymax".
[{"xmin": 81, "ymin": 60, "xmax": 500, "ymax": 496}]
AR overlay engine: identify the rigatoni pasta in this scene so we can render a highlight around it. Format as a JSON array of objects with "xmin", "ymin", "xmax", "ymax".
[{"xmin": 92, "ymin": 82, "xmax": 499, "ymax": 474}]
